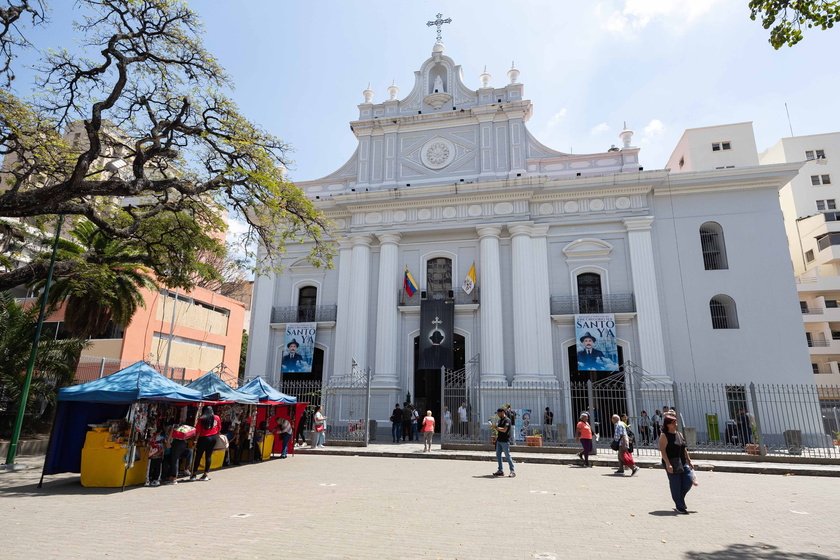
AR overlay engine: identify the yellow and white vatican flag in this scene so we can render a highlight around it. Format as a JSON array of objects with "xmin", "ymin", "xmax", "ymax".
[{"xmin": 461, "ymin": 262, "xmax": 476, "ymax": 294}]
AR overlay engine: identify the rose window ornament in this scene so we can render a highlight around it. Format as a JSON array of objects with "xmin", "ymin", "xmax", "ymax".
[{"xmin": 421, "ymin": 138, "xmax": 455, "ymax": 169}]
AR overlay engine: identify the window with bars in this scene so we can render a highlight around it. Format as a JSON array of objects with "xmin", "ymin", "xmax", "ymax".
[
  {"xmin": 710, "ymin": 294, "xmax": 739, "ymax": 329},
  {"xmin": 805, "ymin": 250, "xmax": 815, "ymax": 262},
  {"xmin": 699, "ymin": 222, "xmax": 728, "ymax": 270},
  {"xmin": 811, "ymin": 175, "xmax": 832, "ymax": 185}
]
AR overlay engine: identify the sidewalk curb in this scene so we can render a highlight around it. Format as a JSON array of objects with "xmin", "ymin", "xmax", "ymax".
[{"xmin": 293, "ymin": 447, "xmax": 840, "ymax": 477}]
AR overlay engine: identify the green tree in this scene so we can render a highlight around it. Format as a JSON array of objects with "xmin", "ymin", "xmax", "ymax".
[
  {"xmin": 750, "ymin": 0, "xmax": 840, "ymax": 48},
  {"xmin": 0, "ymin": 291, "xmax": 87, "ymax": 436},
  {"xmin": 29, "ymin": 220, "xmax": 158, "ymax": 339},
  {"xmin": 239, "ymin": 329, "xmax": 248, "ymax": 379},
  {"xmin": 0, "ymin": 0, "xmax": 333, "ymax": 293}
]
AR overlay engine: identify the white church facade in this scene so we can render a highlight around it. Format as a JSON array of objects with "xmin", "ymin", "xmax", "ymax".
[{"xmin": 246, "ymin": 42, "xmax": 813, "ymax": 426}]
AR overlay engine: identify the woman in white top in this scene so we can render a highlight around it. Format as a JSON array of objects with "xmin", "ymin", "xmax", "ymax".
[
  {"xmin": 443, "ymin": 406, "xmax": 452, "ymax": 435},
  {"xmin": 312, "ymin": 406, "xmax": 327, "ymax": 449}
]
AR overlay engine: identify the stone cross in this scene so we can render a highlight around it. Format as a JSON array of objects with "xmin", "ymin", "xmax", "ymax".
[
  {"xmin": 431, "ymin": 316, "xmax": 442, "ymax": 328},
  {"xmin": 426, "ymin": 13, "xmax": 452, "ymax": 44}
]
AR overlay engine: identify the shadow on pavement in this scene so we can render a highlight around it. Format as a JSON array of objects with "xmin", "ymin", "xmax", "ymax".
[
  {"xmin": 0, "ymin": 477, "xmax": 139, "ymax": 497},
  {"xmin": 683, "ymin": 543, "xmax": 836, "ymax": 559},
  {"xmin": 648, "ymin": 510, "xmax": 680, "ymax": 516}
]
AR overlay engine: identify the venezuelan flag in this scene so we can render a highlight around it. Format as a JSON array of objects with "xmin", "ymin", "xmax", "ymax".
[{"xmin": 404, "ymin": 267, "xmax": 419, "ymax": 297}]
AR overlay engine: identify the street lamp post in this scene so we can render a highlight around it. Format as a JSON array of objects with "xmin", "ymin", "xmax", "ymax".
[{"xmin": 3, "ymin": 214, "xmax": 65, "ymax": 468}]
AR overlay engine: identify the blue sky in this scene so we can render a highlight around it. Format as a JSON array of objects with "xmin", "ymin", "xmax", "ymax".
[{"xmin": 13, "ymin": 1, "xmax": 840, "ymax": 205}]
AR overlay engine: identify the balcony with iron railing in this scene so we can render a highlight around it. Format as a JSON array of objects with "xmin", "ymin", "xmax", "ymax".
[
  {"xmin": 550, "ymin": 294, "xmax": 636, "ymax": 315},
  {"xmin": 271, "ymin": 305, "xmax": 337, "ymax": 323},
  {"xmin": 398, "ymin": 287, "xmax": 480, "ymax": 307}
]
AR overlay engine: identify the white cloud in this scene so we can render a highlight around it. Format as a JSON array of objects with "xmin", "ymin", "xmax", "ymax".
[
  {"xmin": 548, "ymin": 108, "xmax": 568, "ymax": 128},
  {"xmin": 590, "ymin": 122, "xmax": 610, "ymax": 135},
  {"xmin": 597, "ymin": 0, "xmax": 725, "ymax": 34},
  {"xmin": 644, "ymin": 119, "xmax": 665, "ymax": 137}
]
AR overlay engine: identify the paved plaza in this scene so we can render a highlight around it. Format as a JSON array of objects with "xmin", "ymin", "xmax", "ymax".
[{"xmin": 1, "ymin": 449, "xmax": 839, "ymax": 560}]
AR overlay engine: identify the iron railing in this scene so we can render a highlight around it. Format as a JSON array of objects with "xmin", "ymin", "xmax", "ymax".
[
  {"xmin": 801, "ymin": 307, "xmax": 825, "ymax": 314},
  {"xmin": 271, "ymin": 305, "xmax": 338, "ymax": 323},
  {"xmin": 399, "ymin": 287, "xmax": 480, "ymax": 306},
  {"xmin": 441, "ymin": 361, "xmax": 840, "ymax": 459},
  {"xmin": 550, "ymin": 294, "xmax": 636, "ymax": 315}
]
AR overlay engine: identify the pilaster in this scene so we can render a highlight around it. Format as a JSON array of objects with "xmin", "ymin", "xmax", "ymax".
[
  {"xmin": 531, "ymin": 224, "xmax": 554, "ymax": 377},
  {"xmin": 331, "ymin": 239, "xmax": 354, "ymax": 378},
  {"xmin": 347, "ymin": 234, "xmax": 373, "ymax": 369},
  {"xmin": 623, "ymin": 216, "xmax": 669, "ymax": 378},
  {"xmin": 509, "ymin": 222, "xmax": 539, "ymax": 381}
]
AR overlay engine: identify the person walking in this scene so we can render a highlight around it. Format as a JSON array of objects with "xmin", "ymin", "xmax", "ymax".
[
  {"xmin": 191, "ymin": 406, "xmax": 221, "ymax": 481},
  {"xmin": 611, "ymin": 414, "xmax": 638, "ymax": 476},
  {"xmin": 543, "ymin": 407, "xmax": 554, "ymax": 442},
  {"xmin": 504, "ymin": 404, "xmax": 518, "ymax": 445},
  {"xmin": 490, "ymin": 408, "xmax": 515, "ymax": 477},
  {"xmin": 410, "ymin": 405, "xmax": 420, "ymax": 442},
  {"xmin": 390, "ymin": 403, "xmax": 403, "ymax": 443},
  {"xmin": 575, "ymin": 412, "xmax": 593, "ymax": 467},
  {"xmin": 659, "ymin": 414, "xmax": 697, "ymax": 514},
  {"xmin": 312, "ymin": 405, "xmax": 327, "ymax": 449},
  {"xmin": 421, "ymin": 410, "xmax": 435, "ymax": 452}
]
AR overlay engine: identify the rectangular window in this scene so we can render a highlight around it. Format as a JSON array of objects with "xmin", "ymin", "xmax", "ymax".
[
  {"xmin": 813, "ymin": 363, "xmax": 820, "ymax": 374},
  {"xmin": 711, "ymin": 142, "xmax": 732, "ymax": 151},
  {"xmin": 812, "ymin": 175, "xmax": 832, "ymax": 185},
  {"xmin": 817, "ymin": 200, "xmax": 826, "ymax": 211},
  {"xmin": 822, "ymin": 175, "xmax": 831, "ymax": 185},
  {"xmin": 812, "ymin": 175, "xmax": 822, "ymax": 185},
  {"xmin": 805, "ymin": 250, "xmax": 815, "ymax": 262},
  {"xmin": 827, "ymin": 300, "xmax": 839, "ymax": 308},
  {"xmin": 829, "ymin": 200, "xmax": 837, "ymax": 210},
  {"xmin": 817, "ymin": 149, "xmax": 826, "ymax": 159},
  {"xmin": 800, "ymin": 301, "xmax": 809, "ymax": 313},
  {"xmin": 721, "ymin": 142, "xmax": 731, "ymax": 150},
  {"xmin": 806, "ymin": 151, "xmax": 815, "ymax": 160},
  {"xmin": 712, "ymin": 143, "xmax": 720, "ymax": 151}
]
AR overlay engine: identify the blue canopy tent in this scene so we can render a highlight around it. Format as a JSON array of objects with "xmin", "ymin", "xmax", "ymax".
[
  {"xmin": 40, "ymin": 362, "xmax": 204, "ymax": 484},
  {"xmin": 238, "ymin": 377, "xmax": 297, "ymax": 405},
  {"xmin": 186, "ymin": 372, "xmax": 259, "ymax": 404}
]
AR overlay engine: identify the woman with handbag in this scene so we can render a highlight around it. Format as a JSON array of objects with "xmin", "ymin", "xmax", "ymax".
[
  {"xmin": 659, "ymin": 414, "xmax": 696, "ymax": 514},
  {"xmin": 312, "ymin": 405, "xmax": 327, "ymax": 449},
  {"xmin": 191, "ymin": 406, "xmax": 221, "ymax": 481}
]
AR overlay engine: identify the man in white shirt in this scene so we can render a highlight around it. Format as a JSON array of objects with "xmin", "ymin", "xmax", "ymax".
[{"xmin": 457, "ymin": 402, "xmax": 468, "ymax": 436}]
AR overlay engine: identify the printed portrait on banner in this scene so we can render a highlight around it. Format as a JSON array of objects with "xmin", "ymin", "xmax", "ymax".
[
  {"xmin": 574, "ymin": 314, "xmax": 619, "ymax": 372},
  {"xmin": 281, "ymin": 322, "xmax": 317, "ymax": 373}
]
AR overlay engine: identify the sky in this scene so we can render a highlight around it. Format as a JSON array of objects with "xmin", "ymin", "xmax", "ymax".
[{"xmin": 11, "ymin": 1, "xmax": 840, "ymax": 233}]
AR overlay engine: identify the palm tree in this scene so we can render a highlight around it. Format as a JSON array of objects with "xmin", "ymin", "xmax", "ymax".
[
  {"xmin": 0, "ymin": 292, "xmax": 87, "ymax": 436},
  {"xmin": 29, "ymin": 220, "xmax": 158, "ymax": 340}
]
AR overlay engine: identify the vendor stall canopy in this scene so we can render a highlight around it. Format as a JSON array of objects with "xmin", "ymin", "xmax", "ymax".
[
  {"xmin": 186, "ymin": 372, "xmax": 260, "ymax": 404},
  {"xmin": 238, "ymin": 377, "xmax": 297, "ymax": 404},
  {"xmin": 58, "ymin": 361, "xmax": 204, "ymax": 403}
]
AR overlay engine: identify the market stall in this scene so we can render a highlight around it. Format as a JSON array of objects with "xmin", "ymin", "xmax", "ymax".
[
  {"xmin": 238, "ymin": 377, "xmax": 306, "ymax": 459},
  {"xmin": 39, "ymin": 361, "xmax": 204, "ymax": 489},
  {"xmin": 186, "ymin": 372, "xmax": 259, "ymax": 470}
]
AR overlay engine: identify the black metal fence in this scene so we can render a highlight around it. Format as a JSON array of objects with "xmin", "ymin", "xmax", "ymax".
[
  {"xmin": 550, "ymin": 294, "xmax": 636, "ymax": 315},
  {"xmin": 270, "ymin": 305, "xmax": 337, "ymax": 323}
]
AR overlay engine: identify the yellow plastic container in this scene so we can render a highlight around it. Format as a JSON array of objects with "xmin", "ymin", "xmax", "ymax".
[
  {"xmin": 261, "ymin": 434, "xmax": 274, "ymax": 460},
  {"xmin": 84, "ymin": 430, "xmax": 110, "ymax": 448},
  {"xmin": 80, "ymin": 446, "xmax": 148, "ymax": 487},
  {"xmin": 197, "ymin": 449, "xmax": 226, "ymax": 471}
]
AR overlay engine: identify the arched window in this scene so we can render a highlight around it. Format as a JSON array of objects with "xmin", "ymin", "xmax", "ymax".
[
  {"xmin": 700, "ymin": 222, "xmax": 728, "ymax": 270},
  {"xmin": 576, "ymin": 273, "xmax": 603, "ymax": 313},
  {"xmin": 710, "ymin": 294, "xmax": 739, "ymax": 329},
  {"xmin": 297, "ymin": 286, "xmax": 317, "ymax": 321},
  {"xmin": 426, "ymin": 257, "xmax": 452, "ymax": 299}
]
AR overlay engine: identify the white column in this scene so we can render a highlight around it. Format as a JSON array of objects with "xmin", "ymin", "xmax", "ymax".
[
  {"xmin": 373, "ymin": 232, "xmax": 401, "ymax": 387},
  {"xmin": 477, "ymin": 225, "xmax": 506, "ymax": 382},
  {"xmin": 509, "ymin": 222, "xmax": 539, "ymax": 380},
  {"xmin": 623, "ymin": 216, "xmax": 669, "ymax": 378},
  {"xmin": 531, "ymin": 225, "xmax": 555, "ymax": 378},
  {"xmin": 331, "ymin": 239, "xmax": 354, "ymax": 378},
  {"xmin": 347, "ymin": 234, "xmax": 373, "ymax": 370}
]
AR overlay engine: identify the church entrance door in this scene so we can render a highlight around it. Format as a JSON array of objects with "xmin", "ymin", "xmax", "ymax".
[
  {"xmin": 413, "ymin": 334, "xmax": 465, "ymax": 432},
  {"xmin": 568, "ymin": 345, "xmax": 624, "ymax": 438}
]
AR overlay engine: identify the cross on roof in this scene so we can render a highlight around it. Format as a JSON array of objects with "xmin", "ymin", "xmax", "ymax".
[{"xmin": 426, "ymin": 13, "xmax": 452, "ymax": 44}]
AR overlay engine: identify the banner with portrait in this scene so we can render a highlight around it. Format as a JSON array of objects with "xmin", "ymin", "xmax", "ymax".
[
  {"xmin": 574, "ymin": 314, "xmax": 618, "ymax": 372},
  {"xmin": 281, "ymin": 322, "xmax": 317, "ymax": 373}
]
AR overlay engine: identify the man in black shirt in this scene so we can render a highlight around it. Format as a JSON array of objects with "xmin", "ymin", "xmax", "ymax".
[
  {"xmin": 543, "ymin": 407, "xmax": 554, "ymax": 441},
  {"xmin": 390, "ymin": 404, "xmax": 402, "ymax": 443},
  {"xmin": 491, "ymin": 408, "xmax": 516, "ymax": 477}
]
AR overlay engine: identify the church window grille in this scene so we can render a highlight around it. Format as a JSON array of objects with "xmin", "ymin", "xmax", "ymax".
[
  {"xmin": 710, "ymin": 294, "xmax": 739, "ymax": 329},
  {"xmin": 426, "ymin": 258, "xmax": 452, "ymax": 299},
  {"xmin": 699, "ymin": 222, "xmax": 728, "ymax": 270},
  {"xmin": 576, "ymin": 273, "xmax": 603, "ymax": 313}
]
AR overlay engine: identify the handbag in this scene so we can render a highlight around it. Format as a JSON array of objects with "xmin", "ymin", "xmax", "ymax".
[
  {"xmin": 214, "ymin": 433, "xmax": 229, "ymax": 451},
  {"xmin": 610, "ymin": 439, "xmax": 620, "ymax": 451},
  {"xmin": 621, "ymin": 451, "xmax": 635, "ymax": 466},
  {"xmin": 171, "ymin": 425, "xmax": 195, "ymax": 440},
  {"xmin": 315, "ymin": 423, "xmax": 325, "ymax": 433}
]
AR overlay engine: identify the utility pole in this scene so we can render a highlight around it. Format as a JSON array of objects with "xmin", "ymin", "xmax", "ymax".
[{"xmin": 4, "ymin": 215, "xmax": 65, "ymax": 468}]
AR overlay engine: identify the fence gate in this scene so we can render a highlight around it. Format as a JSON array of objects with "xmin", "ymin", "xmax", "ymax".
[
  {"xmin": 321, "ymin": 361, "xmax": 372, "ymax": 445},
  {"xmin": 441, "ymin": 354, "xmax": 480, "ymax": 443}
]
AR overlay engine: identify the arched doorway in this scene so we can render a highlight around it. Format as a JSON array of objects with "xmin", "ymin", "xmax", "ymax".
[
  {"xmin": 413, "ymin": 333, "xmax": 465, "ymax": 431},
  {"xmin": 568, "ymin": 345, "xmax": 624, "ymax": 436}
]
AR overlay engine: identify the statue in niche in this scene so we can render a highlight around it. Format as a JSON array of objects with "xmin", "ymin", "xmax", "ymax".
[{"xmin": 433, "ymin": 74, "xmax": 444, "ymax": 93}]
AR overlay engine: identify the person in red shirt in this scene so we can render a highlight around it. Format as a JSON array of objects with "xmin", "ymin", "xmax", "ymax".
[
  {"xmin": 575, "ymin": 412, "xmax": 593, "ymax": 467},
  {"xmin": 191, "ymin": 406, "xmax": 221, "ymax": 481}
]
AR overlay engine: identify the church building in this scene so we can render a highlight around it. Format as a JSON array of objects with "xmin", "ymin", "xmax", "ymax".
[{"xmin": 246, "ymin": 40, "xmax": 812, "ymax": 426}]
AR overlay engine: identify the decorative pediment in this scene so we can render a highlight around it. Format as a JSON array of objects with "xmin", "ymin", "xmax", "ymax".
[{"xmin": 562, "ymin": 238, "xmax": 613, "ymax": 259}]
